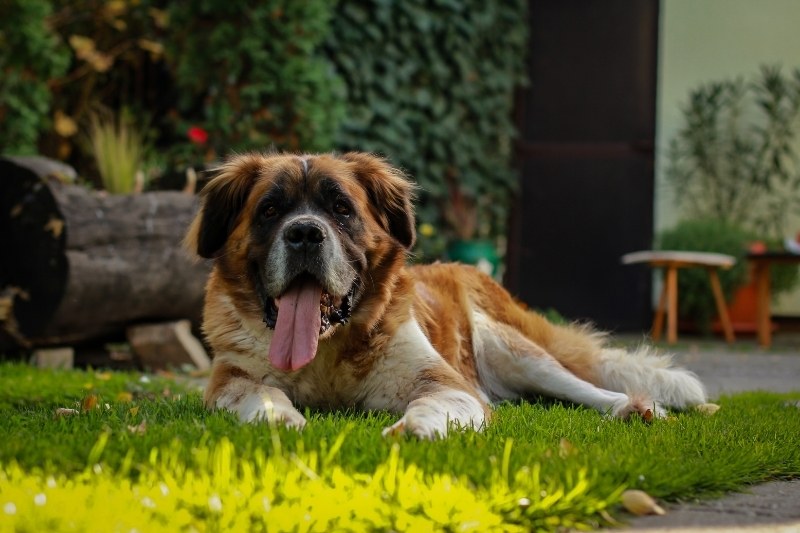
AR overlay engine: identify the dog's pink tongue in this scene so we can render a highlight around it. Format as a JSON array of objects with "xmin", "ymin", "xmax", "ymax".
[{"xmin": 268, "ymin": 279, "xmax": 322, "ymax": 371}]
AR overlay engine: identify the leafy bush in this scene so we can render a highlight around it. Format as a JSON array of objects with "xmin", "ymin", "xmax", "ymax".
[
  {"xmin": 166, "ymin": 1, "xmax": 344, "ymax": 169},
  {"xmin": 0, "ymin": 0, "xmax": 69, "ymax": 155},
  {"xmin": 2, "ymin": 0, "xmax": 342, "ymax": 183},
  {"xmin": 657, "ymin": 219, "xmax": 752, "ymax": 331},
  {"xmin": 0, "ymin": 0, "xmax": 529, "ymax": 235},
  {"xmin": 657, "ymin": 218, "xmax": 798, "ymax": 331},
  {"xmin": 2, "ymin": 0, "xmax": 173, "ymax": 177},
  {"xmin": 324, "ymin": 0, "xmax": 529, "ymax": 246},
  {"xmin": 666, "ymin": 66, "xmax": 800, "ymax": 240}
]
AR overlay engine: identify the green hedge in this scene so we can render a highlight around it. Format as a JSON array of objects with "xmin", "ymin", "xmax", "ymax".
[
  {"xmin": 167, "ymin": 1, "xmax": 344, "ymax": 167},
  {"xmin": 324, "ymin": 0, "xmax": 528, "ymax": 246},
  {"xmin": 0, "ymin": 0, "xmax": 528, "ymax": 250}
]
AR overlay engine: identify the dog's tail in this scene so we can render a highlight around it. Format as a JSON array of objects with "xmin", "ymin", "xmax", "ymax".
[
  {"xmin": 534, "ymin": 321, "xmax": 706, "ymax": 409},
  {"xmin": 595, "ymin": 346, "xmax": 707, "ymax": 409}
]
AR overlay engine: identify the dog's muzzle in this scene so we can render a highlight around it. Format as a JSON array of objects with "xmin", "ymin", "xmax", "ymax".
[{"xmin": 260, "ymin": 215, "xmax": 357, "ymax": 372}]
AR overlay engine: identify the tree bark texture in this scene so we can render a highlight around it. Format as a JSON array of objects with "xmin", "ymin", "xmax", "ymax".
[{"xmin": 0, "ymin": 157, "xmax": 210, "ymax": 348}]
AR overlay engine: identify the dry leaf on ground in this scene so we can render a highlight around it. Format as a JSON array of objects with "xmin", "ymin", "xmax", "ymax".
[
  {"xmin": 81, "ymin": 394, "xmax": 98, "ymax": 411},
  {"xmin": 621, "ymin": 490, "xmax": 666, "ymax": 516},
  {"xmin": 695, "ymin": 403, "xmax": 721, "ymax": 415}
]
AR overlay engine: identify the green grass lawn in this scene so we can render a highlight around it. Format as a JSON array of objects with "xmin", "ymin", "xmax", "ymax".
[{"xmin": 1, "ymin": 362, "xmax": 798, "ymax": 532}]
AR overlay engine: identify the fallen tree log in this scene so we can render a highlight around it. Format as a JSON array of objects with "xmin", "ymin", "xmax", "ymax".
[{"xmin": 0, "ymin": 157, "xmax": 210, "ymax": 348}]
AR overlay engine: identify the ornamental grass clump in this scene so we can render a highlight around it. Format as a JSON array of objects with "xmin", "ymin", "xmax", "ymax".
[{"xmin": 87, "ymin": 112, "xmax": 146, "ymax": 194}]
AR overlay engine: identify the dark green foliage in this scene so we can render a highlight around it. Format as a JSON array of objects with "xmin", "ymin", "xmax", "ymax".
[
  {"xmin": 0, "ymin": 0, "xmax": 342, "ymax": 175},
  {"xmin": 167, "ymin": 1, "xmax": 344, "ymax": 168},
  {"xmin": 0, "ymin": 0, "xmax": 70, "ymax": 154},
  {"xmin": 658, "ymin": 219, "xmax": 753, "ymax": 331},
  {"xmin": 0, "ymin": 0, "xmax": 529, "ymax": 248},
  {"xmin": 324, "ymin": 0, "xmax": 529, "ymax": 244}
]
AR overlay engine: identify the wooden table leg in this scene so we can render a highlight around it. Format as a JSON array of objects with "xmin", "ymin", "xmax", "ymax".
[
  {"xmin": 652, "ymin": 278, "xmax": 668, "ymax": 342},
  {"xmin": 666, "ymin": 265, "xmax": 678, "ymax": 344},
  {"xmin": 708, "ymin": 267, "xmax": 735, "ymax": 344},
  {"xmin": 753, "ymin": 261, "xmax": 772, "ymax": 348}
]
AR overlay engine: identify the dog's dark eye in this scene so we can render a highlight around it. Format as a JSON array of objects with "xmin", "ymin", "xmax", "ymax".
[
  {"xmin": 263, "ymin": 204, "xmax": 278, "ymax": 218},
  {"xmin": 333, "ymin": 200, "xmax": 350, "ymax": 217}
]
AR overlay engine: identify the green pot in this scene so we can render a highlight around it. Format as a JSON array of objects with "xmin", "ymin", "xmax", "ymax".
[{"xmin": 446, "ymin": 239, "xmax": 499, "ymax": 276}]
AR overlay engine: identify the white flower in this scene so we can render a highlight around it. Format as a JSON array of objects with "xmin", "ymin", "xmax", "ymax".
[{"xmin": 208, "ymin": 495, "xmax": 223, "ymax": 512}]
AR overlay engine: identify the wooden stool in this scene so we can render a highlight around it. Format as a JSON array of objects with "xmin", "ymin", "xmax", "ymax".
[{"xmin": 621, "ymin": 251, "xmax": 736, "ymax": 344}]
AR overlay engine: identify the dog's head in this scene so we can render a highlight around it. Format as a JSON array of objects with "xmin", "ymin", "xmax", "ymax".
[{"xmin": 185, "ymin": 152, "xmax": 415, "ymax": 371}]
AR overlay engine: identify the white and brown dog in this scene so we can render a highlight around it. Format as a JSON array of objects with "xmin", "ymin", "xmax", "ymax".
[{"xmin": 185, "ymin": 152, "xmax": 706, "ymax": 439}]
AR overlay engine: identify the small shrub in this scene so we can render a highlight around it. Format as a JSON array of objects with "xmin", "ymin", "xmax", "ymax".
[
  {"xmin": 657, "ymin": 219, "xmax": 753, "ymax": 331},
  {"xmin": 658, "ymin": 218, "xmax": 800, "ymax": 331}
]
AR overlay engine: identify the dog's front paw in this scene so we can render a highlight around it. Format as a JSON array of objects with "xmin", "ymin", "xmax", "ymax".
[
  {"xmin": 230, "ymin": 392, "xmax": 307, "ymax": 429},
  {"xmin": 383, "ymin": 390, "xmax": 487, "ymax": 439},
  {"xmin": 382, "ymin": 412, "xmax": 446, "ymax": 440},
  {"xmin": 610, "ymin": 395, "xmax": 666, "ymax": 422}
]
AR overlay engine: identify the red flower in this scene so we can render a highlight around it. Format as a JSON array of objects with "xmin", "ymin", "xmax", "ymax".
[{"xmin": 187, "ymin": 126, "xmax": 208, "ymax": 145}]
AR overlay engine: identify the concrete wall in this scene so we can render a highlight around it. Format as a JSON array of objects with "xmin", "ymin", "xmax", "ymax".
[{"xmin": 657, "ymin": 0, "xmax": 800, "ymax": 313}]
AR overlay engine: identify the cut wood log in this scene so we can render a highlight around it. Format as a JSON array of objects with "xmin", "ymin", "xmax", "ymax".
[
  {"xmin": 0, "ymin": 156, "xmax": 210, "ymax": 348},
  {"xmin": 127, "ymin": 320, "xmax": 211, "ymax": 371}
]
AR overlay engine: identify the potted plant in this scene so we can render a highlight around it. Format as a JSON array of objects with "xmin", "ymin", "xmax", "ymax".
[
  {"xmin": 441, "ymin": 169, "xmax": 501, "ymax": 277},
  {"xmin": 663, "ymin": 66, "xmax": 800, "ymax": 331}
]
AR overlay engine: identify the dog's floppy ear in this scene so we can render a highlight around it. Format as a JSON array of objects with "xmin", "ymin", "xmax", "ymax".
[
  {"xmin": 341, "ymin": 152, "xmax": 416, "ymax": 249},
  {"xmin": 185, "ymin": 155, "xmax": 262, "ymax": 258}
]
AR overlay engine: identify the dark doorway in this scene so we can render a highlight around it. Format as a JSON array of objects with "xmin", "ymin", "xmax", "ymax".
[{"xmin": 506, "ymin": 0, "xmax": 659, "ymax": 331}]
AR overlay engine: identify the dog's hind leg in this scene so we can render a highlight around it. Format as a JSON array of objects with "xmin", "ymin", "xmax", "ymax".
[
  {"xmin": 595, "ymin": 347, "xmax": 706, "ymax": 409},
  {"xmin": 473, "ymin": 313, "xmax": 660, "ymax": 419}
]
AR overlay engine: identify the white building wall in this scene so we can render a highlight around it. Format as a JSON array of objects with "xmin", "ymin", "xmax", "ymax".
[{"xmin": 657, "ymin": 0, "xmax": 800, "ymax": 314}]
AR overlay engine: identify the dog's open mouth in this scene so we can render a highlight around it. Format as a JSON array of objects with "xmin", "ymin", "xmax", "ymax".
[{"xmin": 263, "ymin": 274, "xmax": 352, "ymax": 372}]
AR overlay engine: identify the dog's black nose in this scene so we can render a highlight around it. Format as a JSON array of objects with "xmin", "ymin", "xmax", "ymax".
[{"xmin": 284, "ymin": 221, "xmax": 326, "ymax": 251}]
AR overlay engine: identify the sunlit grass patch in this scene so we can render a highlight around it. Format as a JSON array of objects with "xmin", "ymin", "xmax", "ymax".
[
  {"xmin": 1, "ymin": 363, "xmax": 798, "ymax": 531},
  {"xmin": 0, "ymin": 434, "xmax": 621, "ymax": 532}
]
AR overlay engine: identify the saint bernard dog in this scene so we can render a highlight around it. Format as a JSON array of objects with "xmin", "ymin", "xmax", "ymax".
[{"xmin": 185, "ymin": 152, "xmax": 706, "ymax": 439}]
